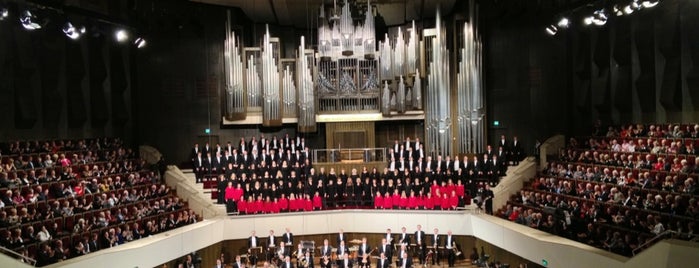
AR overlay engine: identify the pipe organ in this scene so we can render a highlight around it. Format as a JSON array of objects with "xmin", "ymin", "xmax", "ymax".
[
  {"xmin": 424, "ymin": 9, "xmax": 453, "ymax": 157},
  {"xmin": 223, "ymin": 11, "xmax": 245, "ymax": 120},
  {"xmin": 221, "ymin": 0, "xmax": 485, "ymax": 154},
  {"xmin": 457, "ymin": 0, "xmax": 486, "ymax": 154}
]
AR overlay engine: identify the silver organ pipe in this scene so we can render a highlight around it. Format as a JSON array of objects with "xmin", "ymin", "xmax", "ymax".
[
  {"xmin": 261, "ymin": 25, "xmax": 281, "ymax": 126},
  {"xmin": 282, "ymin": 65, "xmax": 297, "ymax": 118},
  {"xmin": 413, "ymin": 69, "xmax": 422, "ymax": 110},
  {"xmin": 456, "ymin": 0, "xmax": 485, "ymax": 154},
  {"xmin": 224, "ymin": 11, "xmax": 246, "ymax": 120},
  {"xmin": 246, "ymin": 54, "xmax": 262, "ymax": 110},
  {"xmin": 425, "ymin": 8, "xmax": 452, "ymax": 157},
  {"xmin": 379, "ymin": 34, "xmax": 392, "ymax": 81},
  {"xmin": 393, "ymin": 27, "xmax": 405, "ymax": 78},
  {"xmin": 297, "ymin": 36, "xmax": 316, "ymax": 132},
  {"xmin": 397, "ymin": 75, "xmax": 406, "ymax": 113},
  {"xmin": 362, "ymin": 0, "xmax": 376, "ymax": 59},
  {"xmin": 339, "ymin": 0, "xmax": 353, "ymax": 56},
  {"xmin": 406, "ymin": 21, "xmax": 418, "ymax": 76},
  {"xmin": 381, "ymin": 81, "xmax": 391, "ymax": 116}
]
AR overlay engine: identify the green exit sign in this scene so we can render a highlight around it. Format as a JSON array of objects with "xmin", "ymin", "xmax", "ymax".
[
  {"xmin": 493, "ymin": 120, "xmax": 500, "ymax": 126},
  {"xmin": 204, "ymin": 128, "xmax": 211, "ymax": 134}
]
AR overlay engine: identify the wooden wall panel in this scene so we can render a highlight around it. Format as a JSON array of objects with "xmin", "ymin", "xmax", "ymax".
[{"xmin": 325, "ymin": 122, "xmax": 375, "ymax": 149}]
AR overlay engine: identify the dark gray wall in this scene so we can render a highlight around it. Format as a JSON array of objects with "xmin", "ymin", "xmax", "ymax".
[
  {"xmin": 0, "ymin": 7, "xmax": 133, "ymax": 145},
  {"xmin": 480, "ymin": 0, "xmax": 699, "ymax": 153}
]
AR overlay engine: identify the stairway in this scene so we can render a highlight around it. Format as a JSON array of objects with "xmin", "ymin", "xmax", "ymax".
[{"xmin": 179, "ymin": 169, "xmax": 228, "ymax": 216}]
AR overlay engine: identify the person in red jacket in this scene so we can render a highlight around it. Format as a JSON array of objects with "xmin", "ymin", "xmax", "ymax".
[
  {"xmin": 374, "ymin": 191, "xmax": 384, "ymax": 209},
  {"xmin": 232, "ymin": 184, "xmax": 244, "ymax": 203},
  {"xmin": 407, "ymin": 191, "xmax": 418, "ymax": 209},
  {"xmin": 416, "ymin": 191, "xmax": 425, "ymax": 209},
  {"xmin": 448, "ymin": 190, "xmax": 459, "ymax": 210},
  {"xmin": 224, "ymin": 182, "xmax": 236, "ymax": 203},
  {"xmin": 254, "ymin": 195, "xmax": 264, "ymax": 214},
  {"xmin": 455, "ymin": 180, "xmax": 465, "ymax": 198},
  {"xmin": 313, "ymin": 191, "xmax": 323, "ymax": 210},
  {"xmin": 304, "ymin": 195, "xmax": 313, "ymax": 211},
  {"xmin": 279, "ymin": 194, "xmax": 289, "ymax": 212},
  {"xmin": 433, "ymin": 189, "xmax": 442, "ymax": 210},
  {"xmin": 391, "ymin": 190, "xmax": 401, "ymax": 209},
  {"xmin": 440, "ymin": 193, "xmax": 450, "ymax": 210},
  {"xmin": 399, "ymin": 191, "xmax": 409, "ymax": 209},
  {"xmin": 263, "ymin": 196, "xmax": 273, "ymax": 214},
  {"xmin": 383, "ymin": 192, "xmax": 393, "ymax": 209},
  {"xmin": 288, "ymin": 194, "xmax": 298, "ymax": 212},
  {"xmin": 272, "ymin": 197, "xmax": 281, "ymax": 213},
  {"xmin": 424, "ymin": 192, "xmax": 435, "ymax": 210}
]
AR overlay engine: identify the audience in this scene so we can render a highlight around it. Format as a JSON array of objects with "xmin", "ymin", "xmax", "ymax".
[
  {"xmin": 499, "ymin": 123, "xmax": 699, "ymax": 257},
  {"xmin": 0, "ymin": 137, "xmax": 199, "ymax": 266}
]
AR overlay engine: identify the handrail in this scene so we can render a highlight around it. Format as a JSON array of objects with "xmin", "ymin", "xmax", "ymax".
[
  {"xmin": 312, "ymin": 147, "xmax": 387, "ymax": 163},
  {"xmin": 0, "ymin": 246, "xmax": 36, "ymax": 266},
  {"xmin": 632, "ymin": 230, "xmax": 676, "ymax": 256}
]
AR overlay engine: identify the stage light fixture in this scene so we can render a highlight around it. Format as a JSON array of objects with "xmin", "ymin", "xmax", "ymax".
[
  {"xmin": 545, "ymin": 25, "xmax": 558, "ymax": 35},
  {"xmin": 642, "ymin": 0, "xmax": 659, "ymax": 8},
  {"xmin": 557, "ymin": 17, "xmax": 570, "ymax": 28},
  {"xmin": 62, "ymin": 22, "xmax": 86, "ymax": 40},
  {"xmin": 0, "ymin": 8, "xmax": 8, "ymax": 21},
  {"xmin": 583, "ymin": 16, "xmax": 593, "ymax": 26},
  {"xmin": 115, "ymin": 29, "xmax": 128, "ymax": 42},
  {"xmin": 592, "ymin": 10, "xmax": 608, "ymax": 26},
  {"xmin": 134, "ymin": 37, "xmax": 146, "ymax": 48},
  {"xmin": 20, "ymin": 10, "xmax": 41, "ymax": 30},
  {"xmin": 623, "ymin": 4, "xmax": 635, "ymax": 15},
  {"xmin": 613, "ymin": 5, "xmax": 624, "ymax": 16}
]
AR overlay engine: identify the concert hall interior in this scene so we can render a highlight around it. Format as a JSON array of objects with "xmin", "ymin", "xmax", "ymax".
[{"xmin": 0, "ymin": 0, "xmax": 698, "ymax": 268}]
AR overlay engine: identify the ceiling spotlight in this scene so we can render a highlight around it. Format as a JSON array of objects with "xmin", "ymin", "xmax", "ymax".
[
  {"xmin": 63, "ymin": 22, "xmax": 86, "ymax": 40},
  {"xmin": 115, "ymin": 29, "xmax": 129, "ymax": 42},
  {"xmin": 20, "ymin": 10, "xmax": 42, "ymax": 30},
  {"xmin": 592, "ymin": 10, "xmax": 608, "ymax": 26},
  {"xmin": 623, "ymin": 4, "xmax": 635, "ymax": 15},
  {"xmin": 0, "ymin": 8, "xmax": 8, "ymax": 21},
  {"xmin": 613, "ymin": 5, "xmax": 624, "ymax": 16},
  {"xmin": 134, "ymin": 37, "xmax": 147, "ymax": 48},
  {"xmin": 545, "ymin": 25, "xmax": 558, "ymax": 35},
  {"xmin": 583, "ymin": 16, "xmax": 593, "ymax": 25},
  {"xmin": 642, "ymin": 0, "xmax": 659, "ymax": 8},
  {"xmin": 557, "ymin": 17, "xmax": 570, "ymax": 28}
]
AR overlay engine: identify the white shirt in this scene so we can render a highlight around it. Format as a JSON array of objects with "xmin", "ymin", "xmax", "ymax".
[{"xmin": 251, "ymin": 236, "xmax": 257, "ymax": 247}]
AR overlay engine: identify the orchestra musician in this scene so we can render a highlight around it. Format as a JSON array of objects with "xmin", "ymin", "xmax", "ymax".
[
  {"xmin": 303, "ymin": 251, "xmax": 314, "ymax": 268},
  {"xmin": 377, "ymin": 252, "xmax": 390, "ymax": 268},
  {"xmin": 336, "ymin": 229, "xmax": 346, "ymax": 245},
  {"xmin": 356, "ymin": 237, "xmax": 371, "ymax": 267},
  {"xmin": 294, "ymin": 243, "xmax": 305, "ymax": 268},
  {"xmin": 430, "ymin": 228, "xmax": 442, "ymax": 265},
  {"xmin": 398, "ymin": 251, "xmax": 412, "ymax": 268},
  {"xmin": 415, "ymin": 225, "xmax": 426, "ymax": 265},
  {"xmin": 320, "ymin": 239, "xmax": 333, "ymax": 258},
  {"xmin": 339, "ymin": 252, "xmax": 353, "ymax": 268},
  {"xmin": 377, "ymin": 238, "xmax": 393, "ymax": 264},
  {"xmin": 284, "ymin": 228, "xmax": 294, "ymax": 246},
  {"xmin": 397, "ymin": 227, "xmax": 411, "ymax": 246},
  {"xmin": 281, "ymin": 256, "xmax": 294, "ymax": 268},
  {"xmin": 395, "ymin": 244, "xmax": 408, "ymax": 267},
  {"xmin": 248, "ymin": 231, "xmax": 260, "ymax": 266},
  {"xmin": 266, "ymin": 230, "xmax": 277, "ymax": 262},
  {"xmin": 445, "ymin": 230, "xmax": 455, "ymax": 267},
  {"xmin": 335, "ymin": 240, "xmax": 348, "ymax": 267},
  {"xmin": 233, "ymin": 255, "xmax": 245, "ymax": 268}
]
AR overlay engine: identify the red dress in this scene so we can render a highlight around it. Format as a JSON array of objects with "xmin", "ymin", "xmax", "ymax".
[
  {"xmin": 424, "ymin": 196, "xmax": 434, "ymax": 210},
  {"xmin": 254, "ymin": 200, "xmax": 264, "ymax": 214},
  {"xmin": 440, "ymin": 196, "xmax": 449, "ymax": 210},
  {"xmin": 391, "ymin": 194, "xmax": 401, "ymax": 208},
  {"xmin": 374, "ymin": 195, "xmax": 384, "ymax": 209},
  {"xmin": 407, "ymin": 197, "xmax": 418, "ymax": 209},
  {"xmin": 313, "ymin": 196, "xmax": 323, "ymax": 209},
  {"xmin": 263, "ymin": 201, "xmax": 273, "ymax": 213},
  {"xmin": 456, "ymin": 185, "xmax": 465, "ymax": 197},
  {"xmin": 383, "ymin": 196, "xmax": 393, "ymax": 209},
  {"xmin": 399, "ymin": 197, "xmax": 408, "ymax": 208},
  {"xmin": 279, "ymin": 198, "xmax": 289, "ymax": 211},
  {"xmin": 238, "ymin": 200, "xmax": 248, "ymax": 214},
  {"xmin": 449, "ymin": 195, "xmax": 459, "ymax": 209}
]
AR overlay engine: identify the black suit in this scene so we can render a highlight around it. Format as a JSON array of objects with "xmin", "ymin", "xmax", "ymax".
[
  {"xmin": 430, "ymin": 234, "xmax": 442, "ymax": 265},
  {"xmin": 378, "ymin": 243, "xmax": 392, "ymax": 263},
  {"xmin": 283, "ymin": 232, "xmax": 294, "ymax": 245},
  {"xmin": 397, "ymin": 233, "xmax": 411, "ymax": 245},
  {"xmin": 398, "ymin": 256, "xmax": 412, "ymax": 268},
  {"xmin": 415, "ymin": 230, "xmax": 426, "ymax": 264},
  {"xmin": 377, "ymin": 257, "xmax": 390, "ymax": 268},
  {"xmin": 337, "ymin": 233, "xmax": 346, "ymax": 245}
]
